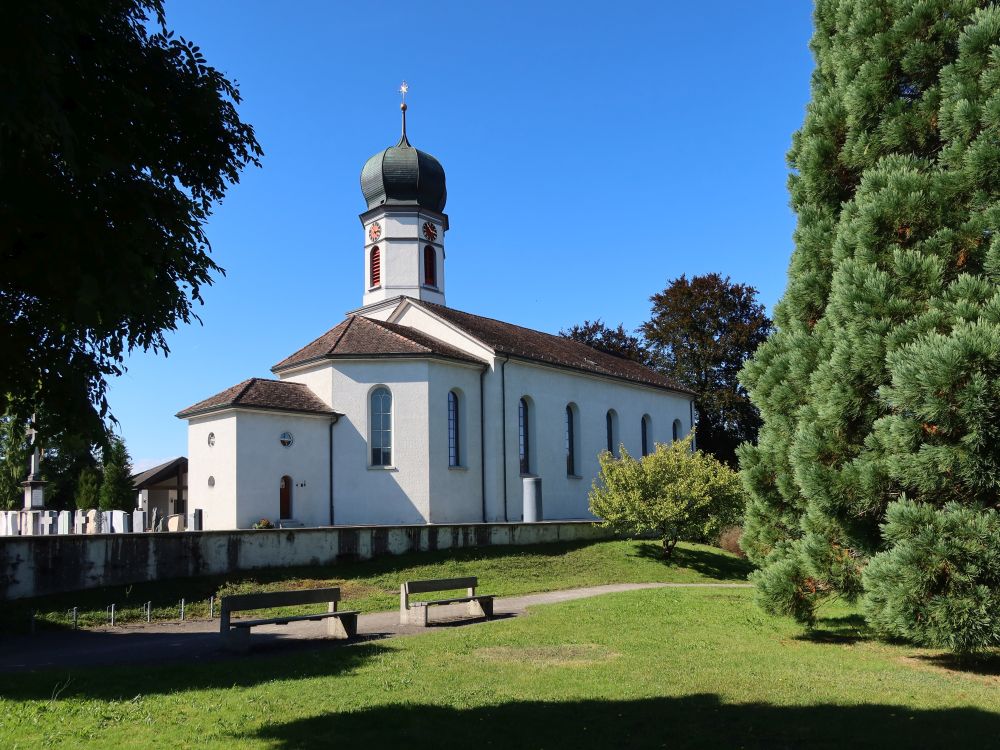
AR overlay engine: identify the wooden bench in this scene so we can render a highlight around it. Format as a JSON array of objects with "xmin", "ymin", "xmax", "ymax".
[
  {"xmin": 219, "ymin": 587, "xmax": 358, "ymax": 652},
  {"xmin": 399, "ymin": 576, "xmax": 494, "ymax": 626}
]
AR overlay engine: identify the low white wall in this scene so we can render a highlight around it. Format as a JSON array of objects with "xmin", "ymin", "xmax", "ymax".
[{"xmin": 0, "ymin": 520, "xmax": 612, "ymax": 601}]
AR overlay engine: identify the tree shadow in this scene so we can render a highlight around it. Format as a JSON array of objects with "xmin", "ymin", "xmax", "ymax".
[
  {"xmin": 909, "ymin": 652, "xmax": 1000, "ymax": 677},
  {"xmin": 633, "ymin": 542, "xmax": 755, "ymax": 581},
  {"xmin": 796, "ymin": 614, "xmax": 870, "ymax": 645},
  {"xmin": 0, "ymin": 635, "xmax": 392, "ymax": 700},
  {"xmin": 248, "ymin": 695, "xmax": 1000, "ymax": 749}
]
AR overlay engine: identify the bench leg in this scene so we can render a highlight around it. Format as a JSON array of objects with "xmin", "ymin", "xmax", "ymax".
[
  {"xmin": 408, "ymin": 606, "xmax": 429, "ymax": 627},
  {"xmin": 221, "ymin": 627, "xmax": 250, "ymax": 653},
  {"xmin": 326, "ymin": 613, "xmax": 357, "ymax": 639},
  {"xmin": 468, "ymin": 598, "xmax": 493, "ymax": 619}
]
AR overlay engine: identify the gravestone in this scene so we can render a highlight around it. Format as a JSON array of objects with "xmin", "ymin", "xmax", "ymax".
[
  {"xmin": 20, "ymin": 511, "xmax": 41, "ymax": 536},
  {"xmin": 57, "ymin": 510, "xmax": 73, "ymax": 535},
  {"xmin": 5, "ymin": 512, "xmax": 19, "ymax": 536},
  {"xmin": 133, "ymin": 510, "xmax": 147, "ymax": 533},
  {"xmin": 0, "ymin": 512, "xmax": 10, "ymax": 536},
  {"xmin": 85, "ymin": 509, "xmax": 101, "ymax": 534},
  {"xmin": 38, "ymin": 511, "xmax": 57, "ymax": 535},
  {"xmin": 101, "ymin": 511, "xmax": 113, "ymax": 534},
  {"xmin": 110, "ymin": 510, "xmax": 127, "ymax": 533},
  {"xmin": 74, "ymin": 510, "xmax": 89, "ymax": 535},
  {"xmin": 166, "ymin": 513, "xmax": 185, "ymax": 532}
]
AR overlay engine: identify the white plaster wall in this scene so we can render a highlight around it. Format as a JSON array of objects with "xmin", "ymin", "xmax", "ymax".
[
  {"xmin": 426, "ymin": 360, "xmax": 485, "ymax": 523},
  {"xmin": 328, "ymin": 360, "xmax": 431, "ymax": 525},
  {"xmin": 233, "ymin": 411, "xmax": 334, "ymax": 529},
  {"xmin": 362, "ymin": 209, "xmax": 446, "ymax": 307},
  {"xmin": 280, "ymin": 363, "xmax": 334, "ymax": 405},
  {"xmin": 187, "ymin": 414, "xmax": 238, "ymax": 530},
  {"xmin": 496, "ymin": 360, "xmax": 694, "ymax": 522}
]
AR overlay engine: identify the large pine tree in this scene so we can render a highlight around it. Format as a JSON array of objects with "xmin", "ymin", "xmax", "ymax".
[{"xmin": 740, "ymin": 1, "xmax": 1000, "ymax": 650}]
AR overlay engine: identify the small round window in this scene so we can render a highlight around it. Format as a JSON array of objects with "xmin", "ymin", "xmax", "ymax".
[
  {"xmin": 279, "ymin": 431, "xmax": 294, "ymax": 448},
  {"xmin": 208, "ymin": 476, "xmax": 216, "ymax": 488},
  {"xmin": 207, "ymin": 432, "xmax": 215, "ymax": 447}
]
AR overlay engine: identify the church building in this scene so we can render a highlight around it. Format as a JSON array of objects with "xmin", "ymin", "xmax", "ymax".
[{"xmin": 177, "ymin": 95, "xmax": 695, "ymax": 530}]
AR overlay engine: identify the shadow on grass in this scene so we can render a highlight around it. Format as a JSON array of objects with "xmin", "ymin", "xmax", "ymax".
[
  {"xmin": 0, "ymin": 636, "xmax": 393, "ymax": 700},
  {"xmin": 797, "ymin": 614, "xmax": 870, "ymax": 645},
  {"xmin": 910, "ymin": 652, "xmax": 1000, "ymax": 677},
  {"xmin": 633, "ymin": 542, "xmax": 755, "ymax": 581},
  {"xmin": 249, "ymin": 696, "xmax": 1000, "ymax": 749}
]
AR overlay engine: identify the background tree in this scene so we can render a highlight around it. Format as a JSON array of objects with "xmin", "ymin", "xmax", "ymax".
[
  {"xmin": 560, "ymin": 320, "xmax": 655, "ymax": 366},
  {"xmin": 98, "ymin": 437, "xmax": 135, "ymax": 512},
  {"xmin": 589, "ymin": 437, "xmax": 745, "ymax": 558},
  {"xmin": 739, "ymin": 2, "xmax": 1000, "ymax": 651},
  {"xmin": 0, "ymin": 0, "xmax": 261, "ymax": 442},
  {"xmin": 0, "ymin": 415, "xmax": 29, "ymax": 511},
  {"xmin": 75, "ymin": 467, "xmax": 101, "ymax": 510},
  {"xmin": 642, "ymin": 274, "xmax": 772, "ymax": 465}
]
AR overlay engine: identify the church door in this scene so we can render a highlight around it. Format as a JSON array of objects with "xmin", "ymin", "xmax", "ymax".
[{"xmin": 279, "ymin": 476, "xmax": 292, "ymax": 519}]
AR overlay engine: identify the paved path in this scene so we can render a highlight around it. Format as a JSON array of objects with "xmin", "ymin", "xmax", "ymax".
[{"xmin": 0, "ymin": 582, "xmax": 751, "ymax": 674}]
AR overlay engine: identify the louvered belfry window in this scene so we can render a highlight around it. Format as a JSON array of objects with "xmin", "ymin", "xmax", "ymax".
[
  {"xmin": 424, "ymin": 246, "xmax": 436, "ymax": 287},
  {"xmin": 370, "ymin": 246, "xmax": 381, "ymax": 287}
]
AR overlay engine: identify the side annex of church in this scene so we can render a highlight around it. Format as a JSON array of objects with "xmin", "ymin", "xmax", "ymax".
[{"xmin": 177, "ymin": 97, "xmax": 695, "ymax": 530}]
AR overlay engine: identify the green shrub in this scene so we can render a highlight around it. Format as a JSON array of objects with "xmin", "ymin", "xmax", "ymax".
[{"xmin": 589, "ymin": 436, "xmax": 745, "ymax": 558}]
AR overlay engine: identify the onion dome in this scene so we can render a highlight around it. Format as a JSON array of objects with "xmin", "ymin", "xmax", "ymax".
[{"xmin": 360, "ymin": 94, "xmax": 447, "ymax": 213}]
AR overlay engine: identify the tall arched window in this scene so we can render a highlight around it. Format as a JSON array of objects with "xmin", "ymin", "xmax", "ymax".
[
  {"xmin": 565, "ymin": 404, "xmax": 576, "ymax": 475},
  {"xmin": 424, "ymin": 245, "xmax": 437, "ymax": 287},
  {"xmin": 672, "ymin": 418, "xmax": 682, "ymax": 443},
  {"xmin": 518, "ymin": 398, "xmax": 530, "ymax": 474},
  {"xmin": 370, "ymin": 387, "xmax": 392, "ymax": 466},
  {"xmin": 606, "ymin": 410, "xmax": 618, "ymax": 455},
  {"xmin": 641, "ymin": 415, "xmax": 651, "ymax": 457},
  {"xmin": 370, "ymin": 246, "xmax": 381, "ymax": 288},
  {"xmin": 448, "ymin": 390, "xmax": 460, "ymax": 467}
]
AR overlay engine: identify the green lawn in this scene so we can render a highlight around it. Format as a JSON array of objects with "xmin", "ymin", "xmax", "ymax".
[
  {"xmin": 3, "ymin": 586, "xmax": 999, "ymax": 748},
  {"xmin": 2, "ymin": 539, "xmax": 752, "ymax": 632}
]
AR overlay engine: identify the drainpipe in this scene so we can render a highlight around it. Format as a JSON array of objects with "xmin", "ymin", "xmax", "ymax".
[
  {"xmin": 479, "ymin": 364, "xmax": 487, "ymax": 523},
  {"xmin": 500, "ymin": 354, "xmax": 510, "ymax": 522},
  {"xmin": 328, "ymin": 415, "xmax": 339, "ymax": 525},
  {"xmin": 689, "ymin": 400, "xmax": 696, "ymax": 451}
]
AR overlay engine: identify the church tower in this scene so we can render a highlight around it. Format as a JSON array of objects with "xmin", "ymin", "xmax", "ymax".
[{"xmin": 359, "ymin": 85, "xmax": 448, "ymax": 308}]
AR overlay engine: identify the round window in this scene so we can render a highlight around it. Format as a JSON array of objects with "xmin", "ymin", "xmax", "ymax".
[
  {"xmin": 207, "ymin": 432, "xmax": 215, "ymax": 447},
  {"xmin": 208, "ymin": 476, "xmax": 216, "ymax": 488},
  {"xmin": 279, "ymin": 431, "xmax": 294, "ymax": 448}
]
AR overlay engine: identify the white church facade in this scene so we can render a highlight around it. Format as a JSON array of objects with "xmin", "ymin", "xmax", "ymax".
[{"xmin": 177, "ymin": 101, "xmax": 695, "ymax": 530}]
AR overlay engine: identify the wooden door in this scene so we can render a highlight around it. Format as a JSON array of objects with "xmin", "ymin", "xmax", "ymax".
[{"xmin": 279, "ymin": 476, "xmax": 292, "ymax": 519}]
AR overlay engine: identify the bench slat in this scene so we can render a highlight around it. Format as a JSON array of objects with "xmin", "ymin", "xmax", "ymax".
[
  {"xmin": 412, "ymin": 595, "xmax": 492, "ymax": 608},
  {"xmin": 231, "ymin": 610, "xmax": 360, "ymax": 629},
  {"xmin": 405, "ymin": 577, "xmax": 478, "ymax": 594},
  {"xmin": 221, "ymin": 587, "xmax": 342, "ymax": 612}
]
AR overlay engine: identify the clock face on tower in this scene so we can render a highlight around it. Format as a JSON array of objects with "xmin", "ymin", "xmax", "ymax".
[
  {"xmin": 422, "ymin": 221, "xmax": 438, "ymax": 241},
  {"xmin": 368, "ymin": 222, "xmax": 382, "ymax": 242}
]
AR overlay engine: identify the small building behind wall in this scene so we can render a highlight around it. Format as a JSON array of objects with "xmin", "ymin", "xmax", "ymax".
[{"xmin": 133, "ymin": 457, "xmax": 188, "ymax": 522}]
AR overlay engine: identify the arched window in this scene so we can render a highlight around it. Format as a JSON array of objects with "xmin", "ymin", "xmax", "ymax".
[
  {"xmin": 606, "ymin": 410, "xmax": 618, "ymax": 455},
  {"xmin": 448, "ymin": 390, "xmax": 460, "ymax": 467},
  {"xmin": 641, "ymin": 415, "xmax": 651, "ymax": 457},
  {"xmin": 424, "ymin": 245, "xmax": 437, "ymax": 287},
  {"xmin": 370, "ymin": 246, "xmax": 381, "ymax": 288},
  {"xmin": 370, "ymin": 387, "xmax": 392, "ymax": 466},
  {"xmin": 565, "ymin": 404, "xmax": 576, "ymax": 475},
  {"xmin": 672, "ymin": 418, "xmax": 682, "ymax": 443},
  {"xmin": 518, "ymin": 398, "xmax": 530, "ymax": 474}
]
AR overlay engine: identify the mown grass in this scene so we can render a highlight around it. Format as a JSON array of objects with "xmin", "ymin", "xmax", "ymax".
[
  {"xmin": 1, "ymin": 539, "xmax": 753, "ymax": 632},
  {"xmin": 2, "ymin": 586, "xmax": 999, "ymax": 748}
]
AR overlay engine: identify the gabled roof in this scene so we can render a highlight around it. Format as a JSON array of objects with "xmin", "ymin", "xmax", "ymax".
[
  {"xmin": 272, "ymin": 314, "xmax": 484, "ymax": 372},
  {"xmin": 414, "ymin": 301, "xmax": 693, "ymax": 394},
  {"xmin": 132, "ymin": 457, "xmax": 187, "ymax": 490},
  {"xmin": 176, "ymin": 378, "xmax": 338, "ymax": 419}
]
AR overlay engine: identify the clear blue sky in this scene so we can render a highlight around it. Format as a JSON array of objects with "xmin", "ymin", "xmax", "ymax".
[{"xmin": 114, "ymin": 1, "xmax": 816, "ymax": 471}]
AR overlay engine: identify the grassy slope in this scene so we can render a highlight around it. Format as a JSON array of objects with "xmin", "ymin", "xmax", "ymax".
[
  {"xmin": 3, "ymin": 539, "xmax": 752, "ymax": 631},
  {"xmin": 3, "ymin": 587, "xmax": 1000, "ymax": 749}
]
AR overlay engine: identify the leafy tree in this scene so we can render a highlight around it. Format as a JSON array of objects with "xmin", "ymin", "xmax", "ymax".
[
  {"xmin": 739, "ymin": 1, "xmax": 1000, "ymax": 650},
  {"xmin": 98, "ymin": 436, "xmax": 135, "ymax": 511},
  {"xmin": 0, "ymin": 415, "xmax": 29, "ymax": 511},
  {"xmin": 75, "ymin": 467, "xmax": 101, "ymax": 510},
  {"xmin": 1, "ymin": 0, "xmax": 262, "ymax": 440},
  {"xmin": 589, "ymin": 437, "xmax": 745, "ymax": 558},
  {"xmin": 42, "ymin": 430, "xmax": 100, "ymax": 511},
  {"xmin": 642, "ymin": 274, "xmax": 772, "ymax": 465},
  {"xmin": 560, "ymin": 320, "xmax": 654, "ymax": 366}
]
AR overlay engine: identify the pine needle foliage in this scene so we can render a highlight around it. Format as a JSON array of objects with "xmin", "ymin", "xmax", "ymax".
[
  {"xmin": 98, "ymin": 436, "xmax": 134, "ymax": 512},
  {"xmin": 590, "ymin": 437, "xmax": 745, "ymax": 558},
  {"xmin": 739, "ymin": 1, "xmax": 1000, "ymax": 650}
]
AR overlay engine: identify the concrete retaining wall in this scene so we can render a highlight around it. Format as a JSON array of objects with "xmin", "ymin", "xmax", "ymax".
[{"xmin": 0, "ymin": 520, "xmax": 610, "ymax": 601}]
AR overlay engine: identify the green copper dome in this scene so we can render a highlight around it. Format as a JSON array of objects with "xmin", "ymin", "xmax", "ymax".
[{"xmin": 360, "ymin": 131, "xmax": 447, "ymax": 213}]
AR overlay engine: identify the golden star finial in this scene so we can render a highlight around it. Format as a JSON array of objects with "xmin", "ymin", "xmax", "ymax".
[{"xmin": 399, "ymin": 81, "xmax": 408, "ymax": 102}]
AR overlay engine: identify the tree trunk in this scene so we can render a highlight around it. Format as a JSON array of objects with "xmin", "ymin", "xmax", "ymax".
[{"xmin": 661, "ymin": 535, "xmax": 679, "ymax": 559}]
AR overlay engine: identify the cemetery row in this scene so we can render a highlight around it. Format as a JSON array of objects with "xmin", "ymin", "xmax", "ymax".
[{"xmin": 0, "ymin": 508, "xmax": 203, "ymax": 536}]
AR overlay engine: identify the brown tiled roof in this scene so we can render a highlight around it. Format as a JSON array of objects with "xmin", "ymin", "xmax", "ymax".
[
  {"xmin": 418, "ymin": 301, "xmax": 693, "ymax": 394},
  {"xmin": 272, "ymin": 315, "xmax": 484, "ymax": 372},
  {"xmin": 176, "ymin": 378, "xmax": 337, "ymax": 419}
]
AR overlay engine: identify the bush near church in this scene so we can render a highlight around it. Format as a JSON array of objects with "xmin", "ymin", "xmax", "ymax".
[{"xmin": 589, "ymin": 437, "xmax": 745, "ymax": 559}]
